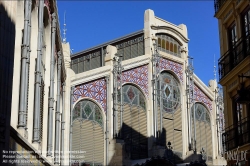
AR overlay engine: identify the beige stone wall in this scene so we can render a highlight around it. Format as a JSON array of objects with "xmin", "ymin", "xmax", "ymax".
[{"xmin": 8, "ymin": 1, "xmax": 67, "ymax": 165}]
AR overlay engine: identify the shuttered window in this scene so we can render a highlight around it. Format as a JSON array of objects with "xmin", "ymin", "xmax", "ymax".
[
  {"xmin": 118, "ymin": 84, "xmax": 147, "ymax": 159},
  {"xmin": 72, "ymin": 100, "xmax": 104, "ymax": 165},
  {"xmin": 157, "ymin": 72, "xmax": 182, "ymax": 156},
  {"xmin": 191, "ymin": 103, "xmax": 212, "ymax": 161}
]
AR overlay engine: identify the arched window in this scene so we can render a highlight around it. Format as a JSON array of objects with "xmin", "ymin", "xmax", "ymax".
[
  {"xmin": 159, "ymin": 72, "xmax": 181, "ymax": 113},
  {"xmin": 72, "ymin": 100, "xmax": 104, "ymax": 165},
  {"xmin": 156, "ymin": 34, "xmax": 181, "ymax": 57},
  {"xmin": 118, "ymin": 84, "xmax": 148, "ymax": 159},
  {"xmin": 157, "ymin": 72, "xmax": 182, "ymax": 157},
  {"xmin": 191, "ymin": 103, "xmax": 212, "ymax": 162}
]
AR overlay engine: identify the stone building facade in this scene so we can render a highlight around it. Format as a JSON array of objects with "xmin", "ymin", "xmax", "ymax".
[
  {"xmin": 68, "ymin": 9, "xmax": 226, "ymax": 166},
  {"xmin": 0, "ymin": 1, "xmax": 226, "ymax": 165},
  {"xmin": 214, "ymin": 0, "xmax": 250, "ymax": 165}
]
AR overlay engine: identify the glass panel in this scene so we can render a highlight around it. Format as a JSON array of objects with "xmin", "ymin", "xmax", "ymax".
[
  {"xmin": 206, "ymin": 113, "xmax": 210, "ymax": 124},
  {"xmin": 123, "ymin": 91, "xmax": 130, "ymax": 103},
  {"xmin": 82, "ymin": 109, "xmax": 87, "ymax": 119},
  {"xmin": 127, "ymin": 87, "xmax": 135, "ymax": 102},
  {"xmin": 174, "ymin": 44, "xmax": 177, "ymax": 53},
  {"xmin": 73, "ymin": 103, "xmax": 80, "ymax": 120},
  {"xmin": 170, "ymin": 42, "xmax": 173, "ymax": 52},
  {"xmin": 95, "ymin": 107, "xmax": 103, "ymax": 126},
  {"xmin": 84, "ymin": 103, "xmax": 92, "ymax": 117},
  {"xmin": 139, "ymin": 93, "xmax": 146, "ymax": 110},
  {"xmin": 158, "ymin": 38, "xmax": 161, "ymax": 48},
  {"xmin": 132, "ymin": 94, "xmax": 138, "ymax": 105},
  {"xmin": 162, "ymin": 39, "xmax": 166, "ymax": 49},
  {"xmin": 166, "ymin": 41, "xmax": 169, "ymax": 50}
]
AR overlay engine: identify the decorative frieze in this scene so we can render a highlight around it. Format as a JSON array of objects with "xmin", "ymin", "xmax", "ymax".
[
  {"xmin": 73, "ymin": 78, "xmax": 107, "ymax": 112},
  {"xmin": 122, "ymin": 65, "xmax": 149, "ymax": 96},
  {"xmin": 194, "ymin": 84, "xmax": 213, "ymax": 111},
  {"xmin": 158, "ymin": 57, "xmax": 183, "ymax": 83}
]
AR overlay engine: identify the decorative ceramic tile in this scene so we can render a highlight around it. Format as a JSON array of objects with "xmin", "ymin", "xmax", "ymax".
[
  {"xmin": 158, "ymin": 58, "xmax": 183, "ymax": 82},
  {"xmin": 73, "ymin": 78, "xmax": 107, "ymax": 113},
  {"xmin": 122, "ymin": 65, "xmax": 148, "ymax": 96},
  {"xmin": 194, "ymin": 84, "xmax": 213, "ymax": 111}
]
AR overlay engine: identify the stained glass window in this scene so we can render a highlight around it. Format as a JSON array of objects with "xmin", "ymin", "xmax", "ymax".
[
  {"xmin": 73, "ymin": 100, "xmax": 103, "ymax": 127},
  {"xmin": 192, "ymin": 103, "xmax": 210, "ymax": 124},
  {"xmin": 159, "ymin": 72, "xmax": 181, "ymax": 113},
  {"xmin": 123, "ymin": 84, "xmax": 146, "ymax": 110},
  {"xmin": 156, "ymin": 34, "xmax": 181, "ymax": 57}
]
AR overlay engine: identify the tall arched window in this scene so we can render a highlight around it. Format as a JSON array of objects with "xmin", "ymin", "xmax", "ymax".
[
  {"xmin": 157, "ymin": 71, "xmax": 182, "ymax": 158},
  {"xmin": 72, "ymin": 100, "xmax": 104, "ymax": 165},
  {"xmin": 118, "ymin": 84, "xmax": 147, "ymax": 159},
  {"xmin": 191, "ymin": 103, "xmax": 212, "ymax": 162}
]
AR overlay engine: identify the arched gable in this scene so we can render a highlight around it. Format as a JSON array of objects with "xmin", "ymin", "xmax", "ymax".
[
  {"xmin": 122, "ymin": 65, "xmax": 148, "ymax": 96},
  {"xmin": 194, "ymin": 84, "xmax": 213, "ymax": 111},
  {"xmin": 158, "ymin": 58, "xmax": 183, "ymax": 83},
  {"xmin": 73, "ymin": 78, "xmax": 107, "ymax": 113}
]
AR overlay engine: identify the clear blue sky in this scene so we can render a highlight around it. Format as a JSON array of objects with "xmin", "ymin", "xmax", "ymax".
[{"xmin": 57, "ymin": 1, "xmax": 220, "ymax": 85}]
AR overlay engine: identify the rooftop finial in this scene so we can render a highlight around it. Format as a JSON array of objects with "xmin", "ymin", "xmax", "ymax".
[
  {"xmin": 214, "ymin": 54, "xmax": 217, "ymax": 81},
  {"xmin": 63, "ymin": 11, "xmax": 67, "ymax": 43}
]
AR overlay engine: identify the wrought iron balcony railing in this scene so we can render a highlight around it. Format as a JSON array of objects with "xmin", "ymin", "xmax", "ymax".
[
  {"xmin": 218, "ymin": 33, "xmax": 250, "ymax": 81},
  {"xmin": 214, "ymin": 0, "xmax": 227, "ymax": 13},
  {"xmin": 222, "ymin": 117, "xmax": 250, "ymax": 151}
]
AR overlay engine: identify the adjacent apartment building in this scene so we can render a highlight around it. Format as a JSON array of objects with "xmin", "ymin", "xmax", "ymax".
[{"xmin": 214, "ymin": 0, "xmax": 250, "ymax": 165}]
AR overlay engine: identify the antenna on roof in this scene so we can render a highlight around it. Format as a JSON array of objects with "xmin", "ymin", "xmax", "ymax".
[
  {"xmin": 63, "ymin": 11, "xmax": 67, "ymax": 43},
  {"xmin": 214, "ymin": 54, "xmax": 217, "ymax": 81}
]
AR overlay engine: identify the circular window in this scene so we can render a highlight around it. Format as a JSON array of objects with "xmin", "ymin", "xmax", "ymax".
[{"xmin": 159, "ymin": 72, "xmax": 181, "ymax": 113}]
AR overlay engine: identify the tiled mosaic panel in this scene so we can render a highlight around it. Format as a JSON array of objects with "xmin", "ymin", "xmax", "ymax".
[
  {"xmin": 194, "ymin": 84, "xmax": 212, "ymax": 111},
  {"xmin": 73, "ymin": 78, "xmax": 107, "ymax": 113},
  {"xmin": 158, "ymin": 58, "xmax": 183, "ymax": 82},
  {"xmin": 122, "ymin": 65, "xmax": 149, "ymax": 96}
]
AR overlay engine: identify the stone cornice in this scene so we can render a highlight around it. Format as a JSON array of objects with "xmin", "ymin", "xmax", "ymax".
[{"xmin": 151, "ymin": 25, "xmax": 189, "ymax": 43}]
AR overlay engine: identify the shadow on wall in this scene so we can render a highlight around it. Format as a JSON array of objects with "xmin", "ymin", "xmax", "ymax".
[
  {"xmin": 0, "ymin": 2, "xmax": 16, "ymax": 165},
  {"xmin": 109, "ymin": 124, "xmax": 184, "ymax": 166}
]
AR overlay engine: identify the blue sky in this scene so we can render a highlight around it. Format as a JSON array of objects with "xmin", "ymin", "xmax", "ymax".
[{"xmin": 57, "ymin": 1, "xmax": 220, "ymax": 85}]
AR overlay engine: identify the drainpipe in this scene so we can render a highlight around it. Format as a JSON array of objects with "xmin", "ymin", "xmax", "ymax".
[
  {"xmin": 54, "ymin": 52, "xmax": 62, "ymax": 165},
  {"xmin": 47, "ymin": 13, "xmax": 56, "ymax": 156},
  {"xmin": 193, "ymin": 90, "xmax": 197, "ymax": 153},
  {"xmin": 60, "ymin": 82, "xmax": 65, "ymax": 165},
  {"xmin": 24, "ymin": 0, "xmax": 32, "ymax": 129},
  {"xmin": 69, "ymin": 87, "xmax": 74, "ymax": 166},
  {"xmin": 18, "ymin": 0, "xmax": 31, "ymax": 128},
  {"xmin": 105, "ymin": 76, "xmax": 109, "ymax": 166},
  {"xmin": 160, "ymin": 80, "xmax": 163, "ymax": 133},
  {"xmin": 33, "ymin": 0, "xmax": 44, "ymax": 142}
]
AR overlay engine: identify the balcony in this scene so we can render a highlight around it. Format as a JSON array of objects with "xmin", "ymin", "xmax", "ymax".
[
  {"xmin": 214, "ymin": 0, "xmax": 227, "ymax": 13},
  {"xmin": 218, "ymin": 33, "xmax": 250, "ymax": 81},
  {"xmin": 222, "ymin": 117, "xmax": 250, "ymax": 151}
]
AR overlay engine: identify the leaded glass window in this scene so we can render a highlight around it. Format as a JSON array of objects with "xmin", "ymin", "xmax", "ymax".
[
  {"xmin": 159, "ymin": 72, "xmax": 181, "ymax": 113},
  {"xmin": 73, "ymin": 100, "xmax": 103, "ymax": 127},
  {"xmin": 192, "ymin": 103, "xmax": 210, "ymax": 124},
  {"xmin": 123, "ymin": 84, "xmax": 146, "ymax": 110},
  {"xmin": 156, "ymin": 34, "xmax": 181, "ymax": 57}
]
